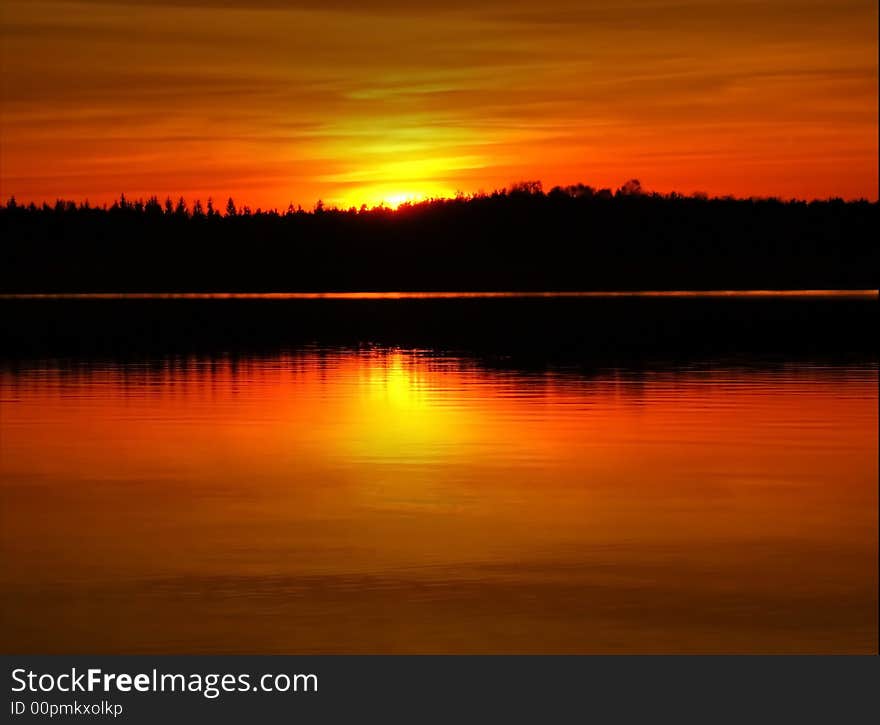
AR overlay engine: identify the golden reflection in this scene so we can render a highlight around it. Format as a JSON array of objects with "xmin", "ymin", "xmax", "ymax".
[{"xmin": 340, "ymin": 351, "xmax": 471, "ymax": 463}]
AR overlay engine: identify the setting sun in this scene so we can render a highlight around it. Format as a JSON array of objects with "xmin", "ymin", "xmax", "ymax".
[{"xmin": 332, "ymin": 180, "xmax": 457, "ymax": 209}]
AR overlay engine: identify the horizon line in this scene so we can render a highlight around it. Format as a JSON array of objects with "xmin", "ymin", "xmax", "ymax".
[
  {"xmin": 2, "ymin": 290, "xmax": 877, "ymax": 301},
  {"xmin": 4, "ymin": 180, "xmax": 880, "ymax": 212}
]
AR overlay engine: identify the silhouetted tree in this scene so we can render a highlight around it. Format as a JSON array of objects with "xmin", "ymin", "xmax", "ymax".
[
  {"xmin": 509, "ymin": 180, "xmax": 543, "ymax": 195},
  {"xmin": 175, "ymin": 197, "xmax": 188, "ymax": 218},
  {"xmin": 617, "ymin": 179, "xmax": 642, "ymax": 196}
]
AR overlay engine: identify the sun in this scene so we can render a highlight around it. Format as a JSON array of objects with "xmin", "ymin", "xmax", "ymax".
[
  {"xmin": 335, "ymin": 182, "xmax": 455, "ymax": 210},
  {"xmin": 381, "ymin": 192, "xmax": 426, "ymax": 209},
  {"xmin": 357, "ymin": 189, "xmax": 435, "ymax": 209}
]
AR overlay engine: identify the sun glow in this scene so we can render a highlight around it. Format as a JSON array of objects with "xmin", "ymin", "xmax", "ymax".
[
  {"xmin": 380, "ymin": 192, "xmax": 429, "ymax": 209},
  {"xmin": 336, "ymin": 184, "xmax": 453, "ymax": 210}
]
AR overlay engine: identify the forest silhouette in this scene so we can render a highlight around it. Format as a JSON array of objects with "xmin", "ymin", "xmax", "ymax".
[{"xmin": 1, "ymin": 181, "xmax": 877, "ymax": 292}]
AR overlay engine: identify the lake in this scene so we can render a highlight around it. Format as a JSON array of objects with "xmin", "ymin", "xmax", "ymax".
[{"xmin": 0, "ymin": 293, "xmax": 877, "ymax": 653}]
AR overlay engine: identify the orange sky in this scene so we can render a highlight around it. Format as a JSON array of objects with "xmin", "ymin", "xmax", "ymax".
[{"xmin": 1, "ymin": 0, "xmax": 877, "ymax": 208}]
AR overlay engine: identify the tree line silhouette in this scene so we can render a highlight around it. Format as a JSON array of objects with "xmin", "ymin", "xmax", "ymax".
[{"xmin": 1, "ymin": 181, "xmax": 876, "ymax": 292}]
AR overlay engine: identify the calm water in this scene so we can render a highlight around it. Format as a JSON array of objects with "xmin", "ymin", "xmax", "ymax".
[{"xmin": 1, "ymin": 345, "xmax": 876, "ymax": 653}]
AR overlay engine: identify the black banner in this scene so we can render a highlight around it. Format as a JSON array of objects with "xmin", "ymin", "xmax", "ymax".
[{"xmin": 3, "ymin": 656, "xmax": 878, "ymax": 723}]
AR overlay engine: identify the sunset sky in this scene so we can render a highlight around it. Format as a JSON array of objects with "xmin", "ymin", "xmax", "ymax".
[{"xmin": 1, "ymin": 0, "xmax": 877, "ymax": 208}]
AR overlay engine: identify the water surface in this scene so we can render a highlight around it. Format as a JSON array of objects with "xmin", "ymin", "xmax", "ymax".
[{"xmin": 1, "ymin": 346, "xmax": 876, "ymax": 653}]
